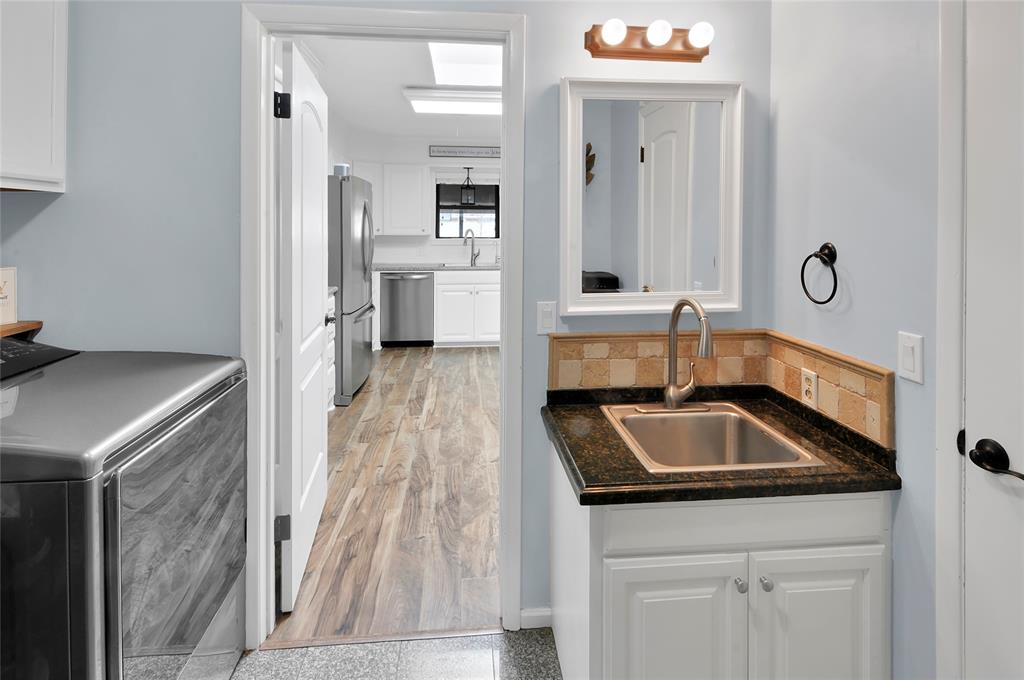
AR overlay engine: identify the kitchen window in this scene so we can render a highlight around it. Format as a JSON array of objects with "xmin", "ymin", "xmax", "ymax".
[{"xmin": 436, "ymin": 183, "xmax": 499, "ymax": 239}]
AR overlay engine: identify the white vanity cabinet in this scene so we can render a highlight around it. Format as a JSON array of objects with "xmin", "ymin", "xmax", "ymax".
[
  {"xmin": 0, "ymin": 0, "xmax": 68, "ymax": 192},
  {"xmin": 434, "ymin": 270, "xmax": 500, "ymax": 345},
  {"xmin": 549, "ymin": 446, "xmax": 892, "ymax": 680}
]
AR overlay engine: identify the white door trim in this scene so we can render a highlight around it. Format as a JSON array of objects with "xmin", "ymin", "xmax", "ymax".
[
  {"xmin": 239, "ymin": 3, "xmax": 527, "ymax": 647},
  {"xmin": 934, "ymin": 1, "xmax": 966, "ymax": 677}
]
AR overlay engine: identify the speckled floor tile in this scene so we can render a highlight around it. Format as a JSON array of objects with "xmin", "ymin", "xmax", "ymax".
[
  {"xmin": 123, "ymin": 653, "xmax": 189, "ymax": 680},
  {"xmin": 493, "ymin": 629, "xmax": 562, "ymax": 680},
  {"xmin": 395, "ymin": 635, "xmax": 496, "ymax": 680},
  {"xmin": 303, "ymin": 641, "xmax": 401, "ymax": 679},
  {"xmin": 231, "ymin": 647, "xmax": 308, "ymax": 680}
]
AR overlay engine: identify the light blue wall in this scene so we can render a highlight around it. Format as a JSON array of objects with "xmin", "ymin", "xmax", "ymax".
[
  {"xmin": 770, "ymin": 3, "xmax": 939, "ymax": 678},
  {"xmin": 0, "ymin": 0, "xmax": 241, "ymax": 355}
]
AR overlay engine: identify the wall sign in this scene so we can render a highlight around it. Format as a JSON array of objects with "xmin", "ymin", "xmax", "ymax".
[{"xmin": 428, "ymin": 145, "xmax": 501, "ymax": 159}]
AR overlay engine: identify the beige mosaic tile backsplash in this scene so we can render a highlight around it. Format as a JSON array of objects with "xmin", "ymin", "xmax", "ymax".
[{"xmin": 548, "ymin": 329, "xmax": 895, "ymax": 447}]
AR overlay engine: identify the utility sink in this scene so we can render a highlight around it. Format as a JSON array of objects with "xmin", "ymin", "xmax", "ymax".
[{"xmin": 601, "ymin": 402, "xmax": 826, "ymax": 474}]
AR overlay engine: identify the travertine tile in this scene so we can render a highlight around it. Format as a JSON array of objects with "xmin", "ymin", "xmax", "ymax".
[
  {"xmin": 636, "ymin": 357, "xmax": 666, "ymax": 385},
  {"xmin": 743, "ymin": 356, "xmax": 765, "ymax": 383},
  {"xmin": 557, "ymin": 360, "xmax": 582, "ymax": 388},
  {"xmin": 743, "ymin": 339, "xmax": 768, "ymax": 356},
  {"xmin": 783, "ymin": 347, "xmax": 804, "ymax": 368},
  {"xmin": 814, "ymin": 358, "xmax": 841, "ymax": 385},
  {"xmin": 818, "ymin": 380, "xmax": 839, "ymax": 418},
  {"xmin": 581, "ymin": 359, "xmax": 609, "ymax": 387},
  {"xmin": 866, "ymin": 400, "xmax": 881, "ymax": 441},
  {"xmin": 784, "ymin": 365, "xmax": 801, "ymax": 400},
  {"xmin": 839, "ymin": 368, "xmax": 866, "ymax": 396},
  {"xmin": 768, "ymin": 357, "xmax": 786, "ymax": 392},
  {"xmin": 693, "ymin": 357, "xmax": 717, "ymax": 384},
  {"xmin": 558, "ymin": 343, "xmax": 583, "ymax": 360},
  {"xmin": 608, "ymin": 340, "xmax": 637, "ymax": 359},
  {"xmin": 716, "ymin": 339, "xmax": 745, "ymax": 357},
  {"xmin": 609, "ymin": 359, "xmax": 636, "ymax": 387},
  {"xmin": 838, "ymin": 388, "xmax": 867, "ymax": 432},
  {"xmin": 637, "ymin": 341, "xmax": 664, "ymax": 358},
  {"xmin": 865, "ymin": 377, "xmax": 884, "ymax": 403},
  {"xmin": 582, "ymin": 342, "xmax": 609, "ymax": 359},
  {"xmin": 717, "ymin": 357, "xmax": 744, "ymax": 384}
]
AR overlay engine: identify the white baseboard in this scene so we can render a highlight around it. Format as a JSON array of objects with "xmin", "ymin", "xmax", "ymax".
[{"xmin": 519, "ymin": 607, "xmax": 552, "ymax": 629}]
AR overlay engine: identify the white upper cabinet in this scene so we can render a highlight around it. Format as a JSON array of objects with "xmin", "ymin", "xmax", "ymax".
[
  {"xmin": 0, "ymin": 0, "xmax": 68, "ymax": 192},
  {"xmin": 381, "ymin": 163, "xmax": 430, "ymax": 235}
]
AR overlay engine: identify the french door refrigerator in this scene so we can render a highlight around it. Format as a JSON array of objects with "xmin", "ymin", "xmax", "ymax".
[{"xmin": 327, "ymin": 173, "xmax": 375, "ymax": 406}]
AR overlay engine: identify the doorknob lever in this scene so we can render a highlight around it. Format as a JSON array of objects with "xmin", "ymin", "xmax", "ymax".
[{"xmin": 969, "ymin": 438, "xmax": 1024, "ymax": 482}]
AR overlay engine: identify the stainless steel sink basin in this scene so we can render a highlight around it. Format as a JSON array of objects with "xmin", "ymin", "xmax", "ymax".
[{"xmin": 601, "ymin": 402, "xmax": 826, "ymax": 473}]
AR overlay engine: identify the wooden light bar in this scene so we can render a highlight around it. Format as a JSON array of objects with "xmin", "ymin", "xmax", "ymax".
[{"xmin": 584, "ymin": 24, "xmax": 710, "ymax": 62}]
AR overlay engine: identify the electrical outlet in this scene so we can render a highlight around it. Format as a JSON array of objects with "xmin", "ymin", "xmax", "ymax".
[
  {"xmin": 537, "ymin": 301, "xmax": 556, "ymax": 335},
  {"xmin": 801, "ymin": 368, "xmax": 818, "ymax": 408}
]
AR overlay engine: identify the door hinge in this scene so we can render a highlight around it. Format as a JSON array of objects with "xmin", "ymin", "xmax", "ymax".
[
  {"xmin": 274, "ymin": 92, "xmax": 291, "ymax": 119},
  {"xmin": 957, "ymin": 428, "xmax": 966, "ymax": 456},
  {"xmin": 640, "ymin": 145, "xmax": 645, "ymax": 163},
  {"xmin": 274, "ymin": 514, "xmax": 291, "ymax": 542}
]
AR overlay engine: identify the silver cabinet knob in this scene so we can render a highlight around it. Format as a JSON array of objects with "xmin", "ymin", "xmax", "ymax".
[
  {"xmin": 734, "ymin": 577, "xmax": 748, "ymax": 594},
  {"xmin": 760, "ymin": 576, "xmax": 774, "ymax": 592}
]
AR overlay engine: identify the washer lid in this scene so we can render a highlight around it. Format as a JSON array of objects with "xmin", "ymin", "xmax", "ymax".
[{"xmin": 0, "ymin": 351, "xmax": 245, "ymax": 482}]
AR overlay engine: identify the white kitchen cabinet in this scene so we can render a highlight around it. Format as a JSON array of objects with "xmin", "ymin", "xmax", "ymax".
[
  {"xmin": 605, "ymin": 553, "xmax": 748, "ymax": 680},
  {"xmin": 352, "ymin": 161, "xmax": 383, "ymax": 235},
  {"xmin": 549, "ymin": 447, "xmax": 893, "ymax": 680},
  {"xmin": 435, "ymin": 284, "xmax": 476, "ymax": 342},
  {"xmin": 434, "ymin": 270, "xmax": 501, "ymax": 345},
  {"xmin": 749, "ymin": 545, "xmax": 886, "ymax": 680},
  {"xmin": 381, "ymin": 163, "xmax": 430, "ymax": 235},
  {"xmin": 0, "ymin": 0, "xmax": 68, "ymax": 192}
]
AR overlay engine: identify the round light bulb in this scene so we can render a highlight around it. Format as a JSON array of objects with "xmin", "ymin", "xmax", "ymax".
[
  {"xmin": 646, "ymin": 19, "xmax": 673, "ymax": 47},
  {"xmin": 601, "ymin": 18, "xmax": 627, "ymax": 46},
  {"xmin": 687, "ymin": 21, "xmax": 715, "ymax": 49}
]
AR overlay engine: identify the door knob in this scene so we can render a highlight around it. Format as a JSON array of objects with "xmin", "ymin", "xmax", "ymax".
[
  {"xmin": 969, "ymin": 438, "xmax": 1024, "ymax": 482},
  {"xmin": 759, "ymin": 576, "xmax": 774, "ymax": 592},
  {"xmin": 325, "ymin": 313, "xmax": 337, "ymax": 326},
  {"xmin": 734, "ymin": 578, "xmax": 748, "ymax": 594}
]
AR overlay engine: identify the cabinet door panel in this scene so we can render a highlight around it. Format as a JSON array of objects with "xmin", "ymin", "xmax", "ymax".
[
  {"xmin": 473, "ymin": 284, "xmax": 501, "ymax": 342},
  {"xmin": 605, "ymin": 553, "xmax": 748, "ymax": 680},
  {"xmin": 352, "ymin": 161, "xmax": 383, "ymax": 235},
  {"xmin": 382, "ymin": 164, "xmax": 429, "ymax": 235},
  {"xmin": 749, "ymin": 544, "xmax": 887, "ymax": 680},
  {"xmin": 435, "ymin": 284, "xmax": 475, "ymax": 342}
]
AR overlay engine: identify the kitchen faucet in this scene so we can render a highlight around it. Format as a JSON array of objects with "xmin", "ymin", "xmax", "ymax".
[
  {"xmin": 664, "ymin": 297, "xmax": 714, "ymax": 409},
  {"xmin": 464, "ymin": 229, "xmax": 481, "ymax": 267}
]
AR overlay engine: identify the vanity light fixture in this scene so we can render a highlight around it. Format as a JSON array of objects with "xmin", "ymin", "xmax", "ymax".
[{"xmin": 584, "ymin": 20, "xmax": 714, "ymax": 62}]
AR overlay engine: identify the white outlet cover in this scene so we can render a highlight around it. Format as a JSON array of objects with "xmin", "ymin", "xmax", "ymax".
[
  {"xmin": 537, "ymin": 301, "xmax": 557, "ymax": 335},
  {"xmin": 897, "ymin": 332, "xmax": 924, "ymax": 384},
  {"xmin": 800, "ymin": 368, "xmax": 818, "ymax": 408}
]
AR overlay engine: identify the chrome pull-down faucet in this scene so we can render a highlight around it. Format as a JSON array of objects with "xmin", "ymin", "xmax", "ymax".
[
  {"xmin": 463, "ymin": 229, "xmax": 481, "ymax": 267},
  {"xmin": 664, "ymin": 297, "xmax": 714, "ymax": 409}
]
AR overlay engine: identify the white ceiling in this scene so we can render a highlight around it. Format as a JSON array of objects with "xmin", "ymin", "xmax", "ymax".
[{"xmin": 303, "ymin": 37, "xmax": 501, "ymax": 140}]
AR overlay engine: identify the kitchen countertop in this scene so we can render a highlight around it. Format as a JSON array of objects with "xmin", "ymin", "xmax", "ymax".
[
  {"xmin": 542, "ymin": 384, "xmax": 901, "ymax": 505},
  {"xmin": 373, "ymin": 263, "xmax": 501, "ymax": 272}
]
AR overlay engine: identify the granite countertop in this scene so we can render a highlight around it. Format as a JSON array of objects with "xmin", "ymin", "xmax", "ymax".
[
  {"xmin": 373, "ymin": 263, "xmax": 501, "ymax": 272},
  {"xmin": 542, "ymin": 384, "xmax": 901, "ymax": 505}
]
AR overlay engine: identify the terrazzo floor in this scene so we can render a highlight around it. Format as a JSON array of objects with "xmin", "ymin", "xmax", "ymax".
[{"xmin": 232, "ymin": 628, "xmax": 562, "ymax": 680}]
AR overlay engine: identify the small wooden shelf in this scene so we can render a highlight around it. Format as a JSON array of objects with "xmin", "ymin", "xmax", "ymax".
[{"xmin": 1, "ymin": 320, "xmax": 43, "ymax": 340}]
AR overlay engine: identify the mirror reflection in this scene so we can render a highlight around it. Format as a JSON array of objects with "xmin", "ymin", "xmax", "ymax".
[{"xmin": 581, "ymin": 99, "xmax": 722, "ymax": 294}]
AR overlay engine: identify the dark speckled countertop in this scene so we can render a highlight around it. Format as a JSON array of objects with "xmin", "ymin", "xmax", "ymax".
[{"xmin": 543, "ymin": 384, "xmax": 901, "ymax": 505}]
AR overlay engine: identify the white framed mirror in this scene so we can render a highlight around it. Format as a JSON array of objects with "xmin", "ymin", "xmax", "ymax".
[{"xmin": 559, "ymin": 78, "xmax": 744, "ymax": 315}]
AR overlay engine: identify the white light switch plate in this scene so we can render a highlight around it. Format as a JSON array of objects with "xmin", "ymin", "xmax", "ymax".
[
  {"xmin": 800, "ymin": 368, "xmax": 818, "ymax": 408},
  {"xmin": 537, "ymin": 301, "xmax": 557, "ymax": 335},
  {"xmin": 897, "ymin": 332, "xmax": 924, "ymax": 384}
]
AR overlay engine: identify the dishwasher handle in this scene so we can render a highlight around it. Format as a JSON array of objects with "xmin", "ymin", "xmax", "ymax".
[{"xmin": 382, "ymin": 272, "xmax": 432, "ymax": 281}]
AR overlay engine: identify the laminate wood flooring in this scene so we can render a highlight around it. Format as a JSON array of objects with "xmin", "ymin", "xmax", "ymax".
[{"xmin": 266, "ymin": 347, "xmax": 501, "ymax": 648}]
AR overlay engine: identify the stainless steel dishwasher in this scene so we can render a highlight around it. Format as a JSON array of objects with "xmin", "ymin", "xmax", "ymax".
[{"xmin": 380, "ymin": 272, "xmax": 434, "ymax": 346}]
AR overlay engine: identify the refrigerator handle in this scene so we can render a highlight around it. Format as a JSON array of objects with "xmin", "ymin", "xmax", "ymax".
[
  {"xmin": 362, "ymin": 202, "xmax": 374, "ymax": 281},
  {"xmin": 353, "ymin": 303, "xmax": 376, "ymax": 324}
]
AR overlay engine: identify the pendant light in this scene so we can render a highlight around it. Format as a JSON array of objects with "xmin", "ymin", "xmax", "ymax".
[{"xmin": 461, "ymin": 167, "xmax": 476, "ymax": 205}]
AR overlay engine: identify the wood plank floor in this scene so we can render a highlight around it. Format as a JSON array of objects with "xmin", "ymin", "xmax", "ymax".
[{"xmin": 266, "ymin": 347, "xmax": 501, "ymax": 648}]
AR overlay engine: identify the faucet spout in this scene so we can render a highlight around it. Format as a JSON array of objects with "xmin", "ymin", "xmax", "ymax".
[
  {"xmin": 463, "ymin": 229, "xmax": 481, "ymax": 267},
  {"xmin": 664, "ymin": 297, "xmax": 714, "ymax": 409}
]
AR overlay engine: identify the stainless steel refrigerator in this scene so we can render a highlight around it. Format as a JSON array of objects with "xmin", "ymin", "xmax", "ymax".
[{"xmin": 328, "ymin": 172, "xmax": 375, "ymax": 406}]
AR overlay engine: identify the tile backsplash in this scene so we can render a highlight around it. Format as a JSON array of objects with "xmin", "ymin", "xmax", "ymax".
[{"xmin": 548, "ymin": 329, "xmax": 895, "ymax": 447}]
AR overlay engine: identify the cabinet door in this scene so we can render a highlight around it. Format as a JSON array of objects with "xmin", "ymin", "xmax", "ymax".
[
  {"xmin": 605, "ymin": 553, "xmax": 748, "ymax": 680},
  {"xmin": 749, "ymin": 544, "xmax": 887, "ymax": 680},
  {"xmin": 473, "ymin": 284, "xmax": 501, "ymax": 343},
  {"xmin": 0, "ymin": 0, "xmax": 67, "ymax": 192},
  {"xmin": 352, "ymin": 161, "xmax": 383, "ymax": 236},
  {"xmin": 382, "ymin": 164, "xmax": 429, "ymax": 235},
  {"xmin": 435, "ymin": 284, "xmax": 476, "ymax": 342}
]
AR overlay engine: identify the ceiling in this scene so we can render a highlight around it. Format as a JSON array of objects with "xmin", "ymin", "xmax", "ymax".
[{"xmin": 303, "ymin": 37, "xmax": 501, "ymax": 140}]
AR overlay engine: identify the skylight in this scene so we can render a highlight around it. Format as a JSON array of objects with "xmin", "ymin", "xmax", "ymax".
[
  {"xmin": 428, "ymin": 42, "xmax": 503, "ymax": 87},
  {"xmin": 403, "ymin": 88, "xmax": 501, "ymax": 116}
]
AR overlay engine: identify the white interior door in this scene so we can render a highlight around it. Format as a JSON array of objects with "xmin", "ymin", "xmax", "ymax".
[
  {"xmin": 964, "ymin": 3, "xmax": 1024, "ymax": 678},
  {"xmin": 276, "ymin": 41, "xmax": 329, "ymax": 613},
  {"xmin": 639, "ymin": 101, "xmax": 692, "ymax": 292}
]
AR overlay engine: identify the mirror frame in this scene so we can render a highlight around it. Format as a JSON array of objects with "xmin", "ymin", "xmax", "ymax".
[{"xmin": 559, "ymin": 78, "xmax": 744, "ymax": 315}]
